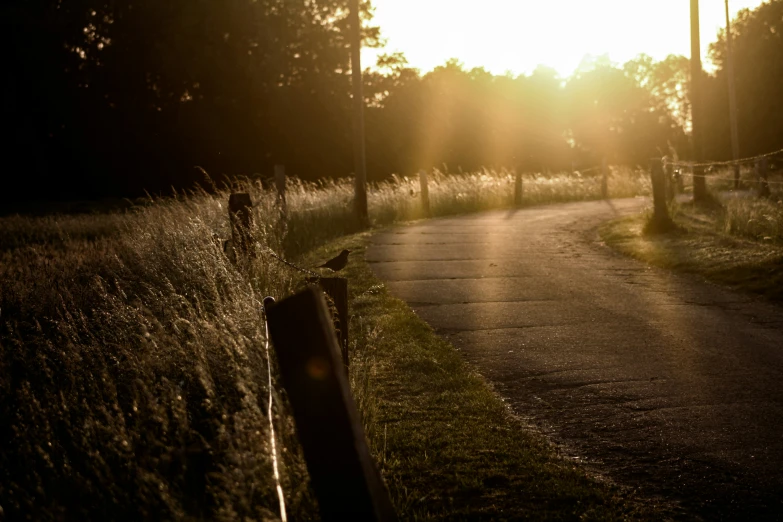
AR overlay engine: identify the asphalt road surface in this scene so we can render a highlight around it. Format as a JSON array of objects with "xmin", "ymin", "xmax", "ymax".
[{"xmin": 367, "ymin": 198, "xmax": 783, "ymax": 520}]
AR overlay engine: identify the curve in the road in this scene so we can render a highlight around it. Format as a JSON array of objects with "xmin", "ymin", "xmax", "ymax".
[{"xmin": 367, "ymin": 198, "xmax": 783, "ymax": 520}]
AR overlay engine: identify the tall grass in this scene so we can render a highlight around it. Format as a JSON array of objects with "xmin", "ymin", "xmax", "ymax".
[
  {"xmin": 723, "ymin": 196, "xmax": 783, "ymax": 241},
  {"xmin": 0, "ymin": 167, "xmax": 649, "ymax": 520},
  {"xmin": 694, "ymin": 166, "xmax": 783, "ymax": 242},
  {"xmin": 287, "ymin": 166, "xmax": 649, "ymax": 252},
  {"xmin": 0, "ymin": 194, "xmax": 313, "ymax": 520}
]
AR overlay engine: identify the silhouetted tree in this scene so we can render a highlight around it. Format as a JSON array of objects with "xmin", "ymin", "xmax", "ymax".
[
  {"xmin": 624, "ymin": 54, "xmax": 691, "ymax": 134},
  {"xmin": 9, "ymin": 0, "xmax": 779, "ymax": 204},
  {"xmin": 566, "ymin": 61, "xmax": 683, "ymax": 166},
  {"xmin": 2, "ymin": 0, "xmax": 380, "ymax": 201},
  {"xmin": 705, "ymin": 0, "xmax": 783, "ymax": 159}
]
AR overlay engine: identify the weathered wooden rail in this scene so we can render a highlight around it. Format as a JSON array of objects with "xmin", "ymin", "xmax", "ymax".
[
  {"xmin": 264, "ymin": 289, "xmax": 396, "ymax": 521},
  {"xmin": 225, "ymin": 191, "xmax": 392, "ymax": 519}
]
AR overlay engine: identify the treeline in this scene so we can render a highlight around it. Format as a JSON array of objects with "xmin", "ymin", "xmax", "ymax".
[{"xmin": 2, "ymin": 0, "xmax": 782, "ymax": 202}]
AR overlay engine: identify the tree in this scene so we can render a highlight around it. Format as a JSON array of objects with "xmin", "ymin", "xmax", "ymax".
[
  {"xmin": 706, "ymin": 0, "xmax": 783, "ymax": 158},
  {"xmin": 2, "ymin": 0, "xmax": 381, "ymax": 200},
  {"xmin": 566, "ymin": 62, "xmax": 683, "ymax": 166},
  {"xmin": 624, "ymin": 54, "xmax": 691, "ymax": 133}
]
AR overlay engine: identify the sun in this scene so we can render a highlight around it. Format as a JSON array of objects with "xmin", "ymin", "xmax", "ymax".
[{"xmin": 364, "ymin": 0, "xmax": 765, "ymax": 77}]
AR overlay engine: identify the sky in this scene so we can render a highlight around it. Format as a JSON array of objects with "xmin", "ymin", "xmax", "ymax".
[{"xmin": 363, "ymin": 0, "xmax": 766, "ymax": 77}]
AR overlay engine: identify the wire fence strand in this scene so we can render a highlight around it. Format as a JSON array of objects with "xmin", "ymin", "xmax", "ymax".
[
  {"xmin": 683, "ymin": 173, "xmax": 783, "ymax": 184},
  {"xmin": 663, "ymin": 147, "xmax": 783, "ymax": 169},
  {"xmin": 262, "ymin": 247, "xmax": 321, "ymax": 278},
  {"xmin": 575, "ymin": 165, "xmax": 603, "ymax": 174},
  {"xmin": 263, "ymin": 311, "xmax": 288, "ymax": 522}
]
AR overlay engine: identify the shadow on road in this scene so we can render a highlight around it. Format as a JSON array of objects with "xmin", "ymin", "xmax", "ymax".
[{"xmin": 505, "ymin": 198, "xmax": 621, "ymax": 221}]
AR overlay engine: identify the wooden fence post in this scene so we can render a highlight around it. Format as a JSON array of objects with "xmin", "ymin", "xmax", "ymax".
[
  {"xmin": 274, "ymin": 164, "xmax": 287, "ymax": 219},
  {"xmin": 318, "ymin": 277, "xmax": 349, "ymax": 372},
  {"xmin": 601, "ymin": 157, "xmax": 608, "ymax": 199},
  {"xmin": 264, "ymin": 289, "xmax": 397, "ymax": 522},
  {"xmin": 665, "ymin": 160, "xmax": 676, "ymax": 202},
  {"xmin": 514, "ymin": 168, "xmax": 523, "ymax": 207},
  {"xmin": 675, "ymin": 166, "xmax": 684, "ymax": 193},
  {"xmin": 649, "ymin": 159, "xmax": 674, "ymax": 231},
  {"xmin": 228, "ymin": 193, "xmax": 254, "ymax": 255},
  {"xmin": 419, "ymin": 169, "xmax": 430, "ymax": 216},
  {"xmin": 757, "ymin": 157, "xmax": 770, "ymax": 198}
]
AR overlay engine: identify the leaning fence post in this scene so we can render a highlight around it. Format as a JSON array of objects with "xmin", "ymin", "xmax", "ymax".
[
  {"xmin": 274, "ymin": 164, "xmax": 287, "ymax": 219},
  {"xmin": 228, "ymin": 193, "xmax": 254, "ymax": 255},
  {"xmin": 649, "ymin": 159, "xmax": 674, "ymax": 230},
  {"xmin": 601, "ymin": 157, "xmax": 608, "ymax": 199},
  {"xmin": 757, "ymin": 157, "xmax": 770, "ymax": 198},
  {"xmin": 419, "ymin": 169, "xmax": 430, "ymax": 217},
  {"xmin": 264, "ymin": 289, "xmax": 397, "ymax": 522},
  {"xmin": 514, "ymin": 168, "xmax": 523, "ymax": 207},
  {"xmin": 317, "ymin": 277, "xmax": 350, "ymax": 372}
]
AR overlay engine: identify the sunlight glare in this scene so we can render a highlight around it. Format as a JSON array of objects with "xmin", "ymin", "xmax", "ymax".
[{"xmin": 365, "ymin": 0, "xmax": 766, "ymax": 76}]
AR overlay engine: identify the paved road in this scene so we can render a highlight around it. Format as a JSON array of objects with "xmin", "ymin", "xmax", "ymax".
[{"xmin": 366, "ymin": 199, "xmax": 783, "ymax": 519}]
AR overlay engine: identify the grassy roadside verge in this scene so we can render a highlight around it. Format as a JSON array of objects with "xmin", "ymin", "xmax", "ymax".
[
  {"xmin": 300, "ymin": 232, "xmax": 662, "ymax": 520},
  {"xmin": 599, "ymin": 203, "xmax": 783, "ymax": 301}
]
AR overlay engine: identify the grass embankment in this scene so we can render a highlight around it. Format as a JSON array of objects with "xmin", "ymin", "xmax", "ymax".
[
  {"xmin": 0, "ymin": 168, "xmax": 649, "ymax": 519},
  {"xmin": 0, "ymin": 197, "xmax": 313, "ymax": 520},
  {"xmin": 303, "ymin": 234, "xmax": 660, "ymax": 520},
  {"xmin": 600, "ymin": 176, "xmax": 783, "ymax": 301}
]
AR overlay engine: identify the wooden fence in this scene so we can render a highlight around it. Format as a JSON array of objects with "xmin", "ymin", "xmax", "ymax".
[
  {"xmin": 264, "ymin": 289, "xmax": 395, "ymax": 521},
  {"xmin": 226, "ymin": 192, "xmax": 394, "ymax": 520}
]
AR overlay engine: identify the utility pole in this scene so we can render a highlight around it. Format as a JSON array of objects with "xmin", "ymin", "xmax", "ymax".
[
  {"xmin": 690, "ymin": 0, "xmax": 708, "ymax": 203},
  {"xmin": 725, "ymin": 0, "xmax": 741, "ymax": 189},
  {"xmin": 349, "ymin": 0, "xmax": 369, "ymax": 225}
]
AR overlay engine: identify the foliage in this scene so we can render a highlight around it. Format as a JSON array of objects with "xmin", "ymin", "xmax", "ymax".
[
  {"xmin": 624, "ymin": 54, "xmax": 692, "ymax": 134},
  {"xmin": 2, "ymin": 0, "xmax": 379, "ymax": 201},
  {"xmin": 368, "ymin": 58, "xmax": 684, "ymax": 175},
  {"xmin": 565, "ymin": 61, "xmax": 684, "ymax": 164},
  {"xmin": 705, "ymin": 0, "xmax": 783, "ymax": 159},
  {"xmin": 6, "ymin": 0, "xmax": 781, "ymax": 205},
  {"xmin": 3, "ymin": 0, "xmax": 689, "ymax": 204}
]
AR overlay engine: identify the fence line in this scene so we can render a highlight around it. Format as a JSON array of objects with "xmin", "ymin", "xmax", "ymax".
[
  {"xmin": 575, "ymin": 165, "xmax": 603, "ymax": 174},
  {"xmin": 683, "ymin": 173, "xmax": 783, "ymax": 185},
  {"xmin": 264, "ymin": 289, "xmax": 397, "ymax": 521},
  {"xmin": 663, "ymin": 147, "xmax": 783, "ymax": 169},
  {"xmin": 263, "ymin": 246, "xmax": 322, "ymax": 278}
]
